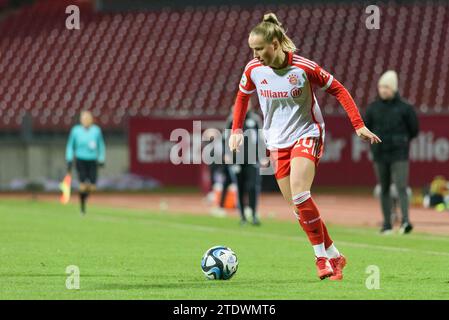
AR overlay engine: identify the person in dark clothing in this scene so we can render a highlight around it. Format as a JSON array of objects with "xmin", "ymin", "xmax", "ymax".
[
  {"xmin": 205, "ymin": 129, "xmax": 228, "ymax": 214},
  {"xmin": 364, "ymin": 70, "xmax": 419, "ymax": 234},
  {"xmin": 224, "ymin": 102, "xmax": 264, "ymax": 225},
  {"xmin": 218, "ymin": 161, "xmax": 234, "ymax": 209}
]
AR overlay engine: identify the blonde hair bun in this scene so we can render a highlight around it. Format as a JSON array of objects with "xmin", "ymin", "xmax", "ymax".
[
  {"xmin": 263, "ymin": 13, "xmax": 281, "ymax": 27},
  {"xmin": 251, "ymin": 12, "xmax": 296, "ymax": 52}
]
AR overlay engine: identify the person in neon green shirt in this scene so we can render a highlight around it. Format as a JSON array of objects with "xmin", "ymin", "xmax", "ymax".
[{"xmin": 66, "ymin": 110, "xmax": 105, "ymax": 214}]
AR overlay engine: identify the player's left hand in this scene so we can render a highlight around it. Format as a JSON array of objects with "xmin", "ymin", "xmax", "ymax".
[
  {"xmin": 98, "ymin": 162, "xmax": 105, "ymax": 168},
  {"xmin": 356, "ymin": 126, "xmax": 382, "ymax": 144}
]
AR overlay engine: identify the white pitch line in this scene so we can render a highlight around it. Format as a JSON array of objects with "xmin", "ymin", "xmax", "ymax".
[{"xmin": 92, "ymin": 214, "xmax": 449, "ymax": 257}]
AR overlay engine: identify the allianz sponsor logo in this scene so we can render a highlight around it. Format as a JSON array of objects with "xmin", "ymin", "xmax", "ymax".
[
  {"xmin": 259, "ymin": 88, "xmax": 302, "ymax": 98},
  {"xmin": 259, "ymin": 89, "xmax": 288, "ymax": 98}
]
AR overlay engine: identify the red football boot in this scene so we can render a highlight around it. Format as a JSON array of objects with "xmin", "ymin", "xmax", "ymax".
[
  {"xmin": 329, "ymin": 255, "xmax": 347, "ymax": 281},
  {"xmin": 315, "ymin": 257, "xmax": 334, "ymax": 280}
]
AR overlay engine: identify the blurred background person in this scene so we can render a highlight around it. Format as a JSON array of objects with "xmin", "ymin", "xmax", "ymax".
[
  {"xmin": 207, "ymin": 124, "xmax": 234, "ymax": 218},
  {"xmin": 66, "ymin": 110, "xmax": 106, "ymax": 215},
  {"xmin": 423, "ymin": 175, "xmax": 449, "ymax": 211},
  {"xmin": 373, "ymin": 183, "xmax": 412, "ymax": 225},
  {"xmin": 224, "ymin": 100, "xmax": 264, "ymax": 225},
  {"xmin": 365, "ymin": 70, "xmax": 419, "ymax": 235},
  {"xmin": 209, "ymin": 152, "xmax": 234, "ymax": 218},
  {"xmin": 204, "ymin": 129, "xmax": 224, "ymax": 204}
]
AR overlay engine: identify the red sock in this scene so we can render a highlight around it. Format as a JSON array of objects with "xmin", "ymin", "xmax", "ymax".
[
  {"xmin": 293, "ymin": 193, "xmax": 324, "ymax": 246},
  {"xmin": 322, "ymin": 220, "xmax": 333, "ymax": 249}
]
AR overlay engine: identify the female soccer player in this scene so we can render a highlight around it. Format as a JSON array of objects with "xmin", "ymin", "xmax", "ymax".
[
  {"xmin": 229, "ymin": 13, "xmax": 381, "ymax": 280},
  {"xmin": 66, "ymin": 110, "xmax": 105, "ymax": 215}
]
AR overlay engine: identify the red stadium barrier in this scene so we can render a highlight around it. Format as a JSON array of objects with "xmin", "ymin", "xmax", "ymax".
[
  {"xmin": 128, "ymin": 117, "xmax": 224, "ymax": 187},
  {"xmin": 316, "ymin": 115, "xmax": 449, "ymax": 187},
  {"xmin": 129, "ymin": 116, "xmax": 449, "ymax": 187}
]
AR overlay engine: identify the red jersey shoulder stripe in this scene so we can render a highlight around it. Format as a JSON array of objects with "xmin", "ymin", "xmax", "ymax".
[
  {"xmin": 245, "ymin": 64, "xmax": 263, "ymax": 75},
  {"xmin": 293, "ymin": 58, "xmax": 316, "ymax": 69},
  {"xmin": 246, "ymin": 58, "xmax": 258, "ymax": 65},
  {"xmin": 293, "ymin": 61, "xmax": 316, "ymax": 71},
  {"xmin": 292, "ymin": 62, "xmax": 315, "ymax": 72},
  {"xmin": 244, "ymin": 59, "xmax": 262, "ymax": 72},
  {"xmin": 293, "ymin": 55, "xmax": 318, "ymax": 67},
  {"xmin": 244, "ymin": 62, "xmax": 263, "ymax": 72}
]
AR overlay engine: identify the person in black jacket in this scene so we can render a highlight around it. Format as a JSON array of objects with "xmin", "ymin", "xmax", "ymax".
[
  {"xmin": 224, "ymin": 102, "xmax": 264, "ymax": 225},
  {"xmin": 365, "ymin": 70, "xmax": 419, "ymax": 234}
]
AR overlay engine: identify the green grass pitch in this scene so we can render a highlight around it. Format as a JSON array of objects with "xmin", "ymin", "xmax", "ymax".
[{"xmin": 0, "ymin": 199, "xmax": 448, "ymax": 300}]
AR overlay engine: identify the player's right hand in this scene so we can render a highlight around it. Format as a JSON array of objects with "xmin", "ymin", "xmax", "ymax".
[
  {"xmin": 229, "ymin": 132, "xmax": 244, "ymax": 152},
  {"xmin": 356, "ymin": 126, "xmax": 382, "ymax": 144}
]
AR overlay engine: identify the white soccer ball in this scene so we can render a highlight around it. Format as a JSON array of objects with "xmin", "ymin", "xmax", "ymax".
[{"xmin": 201, "ymin": 246, "xmax": 238, "ymax": 280}]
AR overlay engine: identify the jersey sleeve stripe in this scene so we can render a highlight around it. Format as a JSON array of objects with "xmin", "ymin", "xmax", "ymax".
[
  {"xmin": 293, "ymin": 59, "xmax": 316, "ymax": 70},
  {"xmin": 293, "ymin": 59, "xmax": 317, "ymax": 69},
  {"xmin": 292, "ymin": 62, "xmax": 315, "ymax": 71},
  {"xmin": 293, "ymin": 56, "xmax": 317, "ymax": 67},
  {"xmin": 239, "ymin": 85, "xmax": 255, "ymax": 94},
  {"xmin": 244, "ymin": 61, "xmax": 262, "ymax": 72},
  {"xmin": 244, "ymin": 58, "xmax": 259, "ymax": 67},
  {"xmin": 321, "ymin": 75, "xmax": 334, "ymax": 91}
]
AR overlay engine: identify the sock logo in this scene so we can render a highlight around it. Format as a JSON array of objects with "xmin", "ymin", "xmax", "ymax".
[{"xmin": 303, "ymin": 216, "xmax": 321, "ymax": 225}]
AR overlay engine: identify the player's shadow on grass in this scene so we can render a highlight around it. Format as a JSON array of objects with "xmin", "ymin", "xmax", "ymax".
[
  {"xmin": 96, "ymin": 282, "xmax": 207, "ymax": 290},
  {"xmin": 94, "ymin": 279, "xmax": 312, "ymax": 291}
]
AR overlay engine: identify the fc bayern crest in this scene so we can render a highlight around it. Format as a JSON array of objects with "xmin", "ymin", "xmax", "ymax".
[{"xmin": 288, "ymin": 74, "xmax": 298, "ymax": 85}]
